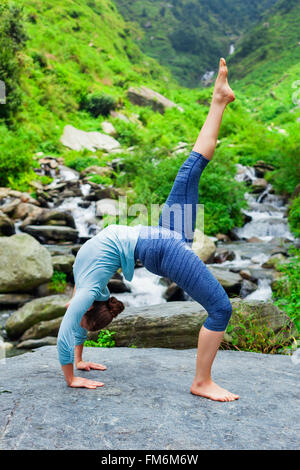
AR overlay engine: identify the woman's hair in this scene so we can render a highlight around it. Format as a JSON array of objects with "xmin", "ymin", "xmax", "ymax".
[{"xmin": 82, "ymin": 296, "xmax": 124, "ymax": 332}]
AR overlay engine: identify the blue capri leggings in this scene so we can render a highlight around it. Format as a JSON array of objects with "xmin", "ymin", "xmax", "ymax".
[{"xmin": 134, "ymin": 150, "xmax": 232, "ymax": 332}]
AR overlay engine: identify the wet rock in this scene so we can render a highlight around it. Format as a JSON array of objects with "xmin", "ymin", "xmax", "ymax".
[
  {"xmin": 108, "ymin": 279, "xmax": 131, "ymax": 294},
  {"xmin": 78, "ymin": 201, "xmax": 91, "ymax": 209},
  {"xmin": 51, "ymin": 255, "xmax": 75, "ymax": 274},
  {"xmin": 0, "ymin": 198, "xmax": 20, "ymax": 216},
  {"xmin": 23, "ymin": 225, "xmax": 78, "ymax": 243},
  {"xmin": 5, "ymin": 295, "xmax": 68, "ymax": 339},
  {"xmin": 17, "ymin": 336, "xmax": 57, "ymax": 349},
  {"xmin": 206, "ymin": 266, "xmax": 242, "ymax": 295},
  {"xmin": 81, "ymin": 165, "xmax": 112, "ymax": 179},
  {"xmin": 253, "ymin": 160, "xmax": 275, "ymax": 178},
  {"xmin": 247, "ymin": 236, "xmax": 264, "ymax": 243},
  {"xmin": 20, "ymin": 316, "xmax": 63, "ymax": 341},
  {"xmin": 60, "ymin": 125, "xmax": 121, "ymax": 153},
  {"xmin": 251, "ymin": 178, "xmax": 268, "ymax": 193},
  {"xmin": 239, "ymin": 280, "xmax": 258, "ymax": 298},
  {"xmin": 85, "ymin": 185, "xmax": 123, "ymax": 201},
  {"xmin": 163, "ymin": 282, "xmax": 185, "ymax": 302},
  {"xmin": 14, "ymin": 202, "xmax": 43, "ymax": 223},
  {"xmin": 127, "ymin": 86, "xmax": 184, "ymax": 114},
  {"xmin": 192, "ymin": 230, "xmax": 216, "ymax": 263},
  {"xmin": 216, "ymin": 233, "xmax": 231, "ymax": 243},
  {"xmin": 239, "ymin": 270, "xmax": 255, "ymax": 281},
  {"xmin": 262, "ymin": 253, "xmax": 287, "ymax": 269},
  {"xmin": 0, "ymin": 234, "xmax": 53, "ymax": 294},
  {"xmin": 96, "ymin": 198, "xmax": 119, "ymax": 217},
  {"xmin": 0, "ymin": 294, "xmax": 34, "ymax": 308},
  {"xmin": 213, "ymin": 248, "xmax": 235, "ymax": 264},
  {"xmin": 0, "ymin": 211, "xmax": 15, "ymax": 236}
]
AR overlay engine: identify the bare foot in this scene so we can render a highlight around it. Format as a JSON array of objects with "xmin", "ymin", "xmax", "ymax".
[
  {"xmin": 213, "ymin": 58, "xmax": 235, "ymax": 105},
  {"xmin": 190, "ymin": 379, "xmax": 239, "ymax": 402}
]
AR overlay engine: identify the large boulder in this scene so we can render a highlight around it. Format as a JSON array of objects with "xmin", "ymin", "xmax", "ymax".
[
  {"xmin": 0, "ymin": 234, "xmax": 53, "ymax": 294},
  {"xmin": 127, "ymin": 86, "xmax": 184, "ymax": 114},
  {"xmin": 60, "ymin": 125, "xmax": 121, "ymax": 153},
  {"xmin": 22, "ymin": 225, "xmax": 78, "ymax": 243},
  {"xmin": 88, "ymin": 299, "xmax": 297, "ymax": 349},
  {"xmin": 207, "ymin": 266, "xmax": 243, "ymax": 294},
  {"xmin": 0, "ymin": 347, "xmax": 299, "ymax": 450},
  {"xmin": 192, "ymin": 230, "xmax": 216, "ymax": 263},
  {"xmin": 20, "ymin": 317, "xmax": 63, "ymax": 341},
  {"xmin": 51, "ymin": 255, "xmax": 75, "ymax": 274},
  {"xmin": 5, "ymin": 295, "xmax": 68, "ymax": 339}
]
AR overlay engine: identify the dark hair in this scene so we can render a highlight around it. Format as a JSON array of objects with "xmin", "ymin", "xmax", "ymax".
[{"xmin": 82, "ymin": 296, "xmax": 124, "ymax": 332}]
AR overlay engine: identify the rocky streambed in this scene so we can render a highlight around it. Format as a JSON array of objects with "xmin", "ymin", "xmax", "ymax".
[{"xmin": 0, "ymin": 153, "xmax": 297, "ymax": 356}]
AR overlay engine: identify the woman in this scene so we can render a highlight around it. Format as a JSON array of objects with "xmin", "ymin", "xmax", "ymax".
[{"xmin": 58, "ymin": 58, "xmax": 239, "ymax": 402}]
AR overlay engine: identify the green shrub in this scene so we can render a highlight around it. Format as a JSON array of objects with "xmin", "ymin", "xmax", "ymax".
[
  {"xmin": 49, "ymin": 271, "xmax": 67, "ymax": 293},
  {"xmin": 272, "ymin": 247, "xmax": 300, "ymax": 333},
  {"xmin": 288, "ymin": 195, "xmax": 300, "ymax": 237},
  {"xmin": 80, "ymin": 93, "xmax": 116, "ymax": 117},
  {"xmin": 84, "ymin": 329, "xmax": 116, "ymax": 348},
  {"xmin": 0, "ymin": 2, "xmax": 27, "ymax": 120}
]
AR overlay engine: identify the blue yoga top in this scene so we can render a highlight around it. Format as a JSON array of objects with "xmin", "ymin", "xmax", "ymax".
[{"xmin": 57, "ymin": 224, "xmax": 142, "ymax": 365}]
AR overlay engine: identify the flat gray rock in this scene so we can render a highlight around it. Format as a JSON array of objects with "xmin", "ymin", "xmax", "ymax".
[{"xmin": 0, "ymin": 347, "xmax": 299, "ymax": 450}]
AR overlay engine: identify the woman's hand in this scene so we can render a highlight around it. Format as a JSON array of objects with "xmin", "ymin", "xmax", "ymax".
[
  {"xmin": 76, "ymin": 361, "xmax": 107, "ymax": 371},
  {"xmin": 69, "ymin": 377, "xmax": 104, "ymax": 389}
]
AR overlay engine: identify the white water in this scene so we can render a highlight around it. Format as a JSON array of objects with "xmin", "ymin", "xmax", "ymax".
[{"xmin": 114, "ymin": 268, "xmax": 167, "ymax": 307}]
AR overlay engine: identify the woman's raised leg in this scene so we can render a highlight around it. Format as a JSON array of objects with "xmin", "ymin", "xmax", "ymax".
[{"xmin": 159, "ymin": 58, "xmax": 235, "ymax": 245}]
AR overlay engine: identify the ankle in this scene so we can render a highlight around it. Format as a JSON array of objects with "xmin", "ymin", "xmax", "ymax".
[{"xmin": 192, "ymin": 377, "xmax": 212, "ymax": 387}]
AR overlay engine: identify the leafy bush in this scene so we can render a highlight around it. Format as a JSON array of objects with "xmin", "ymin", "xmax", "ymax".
[
  {"xmin": 80, "ymin": 93, "xmax": 116, "ymax": 117},
  {"xmin": 272, "ymin": 248, "xmax": 300, "ymax": 333},
  {"xmin": 0, "ymin": 2, "xmax": 27, "ymax": 120},
  {"xmin": 84, "ymin": 329, "xmax": 116, "ymax": 347},
  {"xmin": 288, "ymin": 195, "xmax": 300, "ymax": 237},
  {"xmin": 49, "ymin": 271, "xmax": 67, "ymax": 293}
]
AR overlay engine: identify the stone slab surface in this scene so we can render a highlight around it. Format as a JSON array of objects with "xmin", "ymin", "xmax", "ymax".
[{"xmin": 0, "ymin": 347, "xmax": 299, "ymax": 450}]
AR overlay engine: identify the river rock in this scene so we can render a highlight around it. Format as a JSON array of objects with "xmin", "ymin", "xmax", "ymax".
[
  {"xmin": 87, "ymin": 299, "xmax": 297, "ymax": 349},
  {"xmin": 0, "ymin": 210, "xmax": 15, "ymax": 236},
  {"xmin": 206, "ymin": 266, "xmax": 242, "ymax": 294},
  {"xmin": 96, "ymin": 198, "xmax": 119, "ymax": 217},
  {"xmin": 127, "ymin": 86, "xmax": 184, "ymax": 114},
  {"xmin": 14, "ymin": 203, "xmax": 43, "ymax": 223},
  {"xmin": 51, "ymin": 255, "xmax": 75, "ymax": 274},
  {"xmin": 5, "ymin": 295, "xmax": 69, "ymax": 339},
  {"xmin": 81, "ymin": 165, "xmax": 112, "ymax": 179},
  {"xmin": 0, "ymin": 234, "xmax": 53, "ymax": 294},
  {"xmin": 60, "ymin": 125, "xmax": 121, "ymax": 152},
  {"xmin": 20, "ymin": 317, "xmax": 63, "ymax": 341},
  {"xmin": 163, "ymin": 282, "xmax": 185, "ymax": 301},
  {"xmin": 253, "ymin": 160, "xmax": 275, "ymax": 178},
  {"xmin": 192, "ymin": 230, "xmax": 216, "ymax": 263},
  {"xmin": 213, "ymin": 248, "xmax": 235, "ymax": 264},
  {"xmin": 251, "ymin": 178, "xmax": 268, "ymax": 193},
  {"xmin": 17, "ymin": 336, "xmax": 57, "ymax": 349},
  {"xmin": 0, "ymin": 293, "xmax": 34, "ymax": 308},
  {"xmin": 239, "ymin": 280, "xmax": 258, "ymax": 298},
  {"xmin": 262, "ymin": 253, "xmax": 287, "ymax": 269},
  {"xmin": 107, "ymin": 279, "xmax": 131, "ymax": 294},
  {"xmin": 23, "ymin": 225, "xmax": 78, "ymax": 243}
]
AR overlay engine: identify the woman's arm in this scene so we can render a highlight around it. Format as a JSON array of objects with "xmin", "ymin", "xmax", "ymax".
[{"xmin": 57, "ymin": 288, "xmax": 104, "ymax": 388}]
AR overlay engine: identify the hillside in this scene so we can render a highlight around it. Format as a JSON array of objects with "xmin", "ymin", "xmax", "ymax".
[
  {"xmin": 0, "ymin": 0, "xmax": 299, "ymax": 238},
  {"xmin": 114, "ymin": 0, "xmax": 278, "ymax": 87}
]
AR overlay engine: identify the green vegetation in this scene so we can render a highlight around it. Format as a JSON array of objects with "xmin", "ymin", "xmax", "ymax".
[
  {"xmin": 272, "ymin": 248, "xmax": 300, "ymax": 333},
  {"xmin": 288, "ymin": 196, "xmax": 300, "ymax": 238},
  {"xmin": 84, "ymin": 329, "xmax": 116, "ymax": 347},
  {"xmin": 224, "ymin": 307, "xmax": 295, "ymax": 354},
  {"xmin": 49, "ymin": 270, "xmax": 67, "ymax": 293},
  {"xmin": 114, "ymin": 0, "xmax": 277, "ymax": 87}
]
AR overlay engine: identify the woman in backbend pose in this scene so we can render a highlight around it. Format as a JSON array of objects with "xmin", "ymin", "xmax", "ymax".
[{"xmin": 58, "ymin": 58, "xmax": 239, "ymax": 402}]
